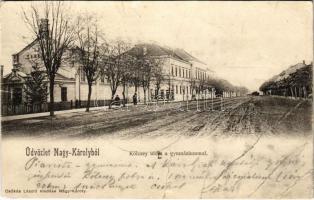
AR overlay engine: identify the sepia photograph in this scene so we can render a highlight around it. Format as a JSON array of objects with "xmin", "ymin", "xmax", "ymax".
[{"xmin": 0, "ymin": 1, "xmax": 313, "ymax": 198}]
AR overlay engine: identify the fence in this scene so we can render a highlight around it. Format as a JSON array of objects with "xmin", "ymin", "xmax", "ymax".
[{"xmin": 1, "ymin": 99, "xmax": 125, "ymax": 116}]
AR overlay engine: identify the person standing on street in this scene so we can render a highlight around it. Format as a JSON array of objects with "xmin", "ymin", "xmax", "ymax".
[{"xmin": 133, "ymin": 93, "xmax": 137, "ymax": 105}]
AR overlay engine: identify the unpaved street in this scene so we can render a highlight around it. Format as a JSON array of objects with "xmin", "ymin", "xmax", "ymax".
[
  {"xmin": 2, "ymin": 96, "xmax": 312, "ymax": 139},
  {"xmin": 2, "ymin": 95, "xmax": 313, "ymax": 198}
]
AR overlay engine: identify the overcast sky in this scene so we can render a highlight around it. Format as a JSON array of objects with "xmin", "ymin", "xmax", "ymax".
[{"xmin": 0, "ymin": 1, "xmax": 312, "ymax": 91}]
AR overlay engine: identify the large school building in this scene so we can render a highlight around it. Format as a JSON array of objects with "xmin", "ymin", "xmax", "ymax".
[{"xmin": 2, "ymin": 41, "xmax": 215, "ymax": 107}]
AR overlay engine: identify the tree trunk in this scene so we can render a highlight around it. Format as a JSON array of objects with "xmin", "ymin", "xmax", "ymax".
[
  {"xmin": 303, "ymin": 86, "xmax": 308, "ymax": 98},
  {"xmin": 143, "ymin": 87, "xmax": 147, "ymax": 104},
  {"xmin": 290, "ymin": 87, "xmax": 294, "ymax": 98},
  {"xmin": 147, "ymin": 86, "xmax": 151, "ymax": 102},
  {"xmin": 156, "ymin": 86, "xmax": 160, "ymax": 103},
  {"xmin": 49, "ymin": 78, "xmax": 55, "ymax": 116},
  {"xmin": 122, "ymin": 83, "xmax": 126, "ymax": 107},
  {"xmin": 109, "ymin": 90, "xmax": 116, "ymax": 109},
  {"xmin": 86, "ymin": 83, "xmax": 92, "ymax": 112}
]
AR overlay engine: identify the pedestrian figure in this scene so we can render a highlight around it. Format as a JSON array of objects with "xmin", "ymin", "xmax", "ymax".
[
  {"xmin": 133, "ymin": 93, "xmax": 137, "ymax": 105},
  {"xmin": 114, "ymin": 95, "xmax": 120, "ymax": 106}
]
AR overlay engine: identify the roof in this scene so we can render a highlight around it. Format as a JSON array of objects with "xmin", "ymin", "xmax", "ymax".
[
  {"xmin": 3, "ymin": 70, "xmax": 28, "ymax": 83},
  {"xmin": 171, "ymin": 48, "xmax": 206, "ymax": 65},
  {"xmin": 267, "ymin": 62, "xmax": 308, "ymax": 82},
  {"xmin": 14, "ymin": 39, "xmax": 38, "ymax": 56},
  {"xmin": 127, "ymin": 43, "xmax": 206, "ymax": 65}
]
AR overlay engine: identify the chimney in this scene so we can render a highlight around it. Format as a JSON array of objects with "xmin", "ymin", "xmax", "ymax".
[{"xmin": 12, "ymin": 54, "xmax": 20, "ymax": 70}]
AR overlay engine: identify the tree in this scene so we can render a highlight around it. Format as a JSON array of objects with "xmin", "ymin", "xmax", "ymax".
[
  {"xmin": 139, "ymin": 57, "xmax": 165, "ymax": 104},
  {"xmin": 75, "ymin": 15, "xmax": 100, "ymax": 112},
  {"xmin": 24, "ymin": 65, "xmax": 48, "ymax": 109},
  {"xmin": 23, "ymin": 2, "xmax": 75, "ymax": 116},
  {"xmin": 189, "ymin": 76, "xmax": 198, "ymax": 100},
  {"xmin": 128, "ymin": 48, "xmax": 143, "ymax": 103},
  {"xmin": 102, "ymin": 40, "xmax": 130, "ymax": 107},
  {"xmin": 152, "ymin": 59, "xmax": 165, "ymax": 102},
  {"xmin": 120, "ymin": 53, "xmax": 134, "ymax": 107},
  {"xmin": 259, "ymin": 63, "xmax": 312, "ymax": 98}
]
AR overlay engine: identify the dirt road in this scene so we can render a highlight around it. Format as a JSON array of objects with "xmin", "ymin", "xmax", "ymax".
[{"xmin": 2, "ymin": 96, "xmax": 312, "ymax": 138}]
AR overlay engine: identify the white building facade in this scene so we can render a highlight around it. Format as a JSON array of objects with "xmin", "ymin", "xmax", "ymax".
[{"xmin": 2, "ymin": 42, "xmax": 215, "ymax": 109}]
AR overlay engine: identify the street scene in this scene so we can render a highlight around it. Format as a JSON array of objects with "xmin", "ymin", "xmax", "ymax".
[
  {"xmin": 0, "ymin": 2, "xmax": 313, "ymax": 198},
  {"xmin": 0, "ymin": 2, "xmax": 312, "ymax": 138},
  {"xmin": 2, "ymin": 95, "xmax": 312, "ymax": 138}
]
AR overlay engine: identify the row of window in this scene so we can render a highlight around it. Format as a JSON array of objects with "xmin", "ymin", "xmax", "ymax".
[
  {"xmin": 26, "ymin": 54, "xmax": 40, "ymax": 59},
  {"xmin": 171, "ymin": 64, "xmax": 191, "ymax": 79},
  {"xmin": 172, "ymin": 85, "xmax": 191, "ymax": 95},
  {"xmin": 171, "ymin": 65, "xmax": 209, "ymax": 81},
  {"xmin": 81, "ymin": 69, "xmax": 208, "ymax": 84},
  {"xmin": 196, "ymin": 69, "xmax": 208, "ymax": 81}
]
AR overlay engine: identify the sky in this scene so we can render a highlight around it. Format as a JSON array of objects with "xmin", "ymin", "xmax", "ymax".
[{"xmin": 0, "ymin": 1, "xmax": 312, "ymax": 91}]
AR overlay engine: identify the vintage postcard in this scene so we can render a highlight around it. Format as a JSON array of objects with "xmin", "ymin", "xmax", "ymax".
[{"xmin": 0, "ymin": 1, "xmax": 313, "ymax": 198}]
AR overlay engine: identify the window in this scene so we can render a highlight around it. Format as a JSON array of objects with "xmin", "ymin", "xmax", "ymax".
[
  {"xmin": 180, "ymin": 85, "xmax": 182, "ymax": 94},
  {"xmin": 176, "ymin": 85, "xmax": 178, "ymax": 94},
  {"xmin": 26, "ymin": 55, "xmax": 29, "ymax": 59},
  {"xmin": 179, "ymin": 68, "xmax": 181, "ymax": 77},
  {"xmin": 175, "ymin": 67, "xmax": 177, "ymax": 76},
  {"xmin": 61, "ymin": 87, "xmax": 67, "ymax": 101},
  {"xmin": 182, "ymin": 69, "xmax": 184, "ymax": 78},
  {"xmin": 171, "ymin": 65, "xmax": 174, "ymax": 76}
]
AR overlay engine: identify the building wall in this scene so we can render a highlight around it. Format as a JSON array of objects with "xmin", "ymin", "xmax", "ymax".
[
  {"xmin": 54, "ymin": 83, "xmax": 75, "ymax": 102},
  {"xmin": 13, "ymin": 43, "xmax": 43, "ymax": 74}
]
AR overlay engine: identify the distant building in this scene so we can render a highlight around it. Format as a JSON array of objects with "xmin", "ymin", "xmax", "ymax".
[
  {"xmin": 259, "ymin": 61, "xmax": 312, "ymax": 98},
  {"xmin": 128, "ymin": 43, "xmax": 215, "ymax": 101}
]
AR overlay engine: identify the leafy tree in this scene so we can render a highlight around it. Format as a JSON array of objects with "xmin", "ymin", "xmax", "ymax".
[
  {"xmin": 24, "ymin": 65, "xmax": 48, "ymax": 107},
  {"xmin": 260, "ymin": 63, "xmax": 312, "ymax": 98}
]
